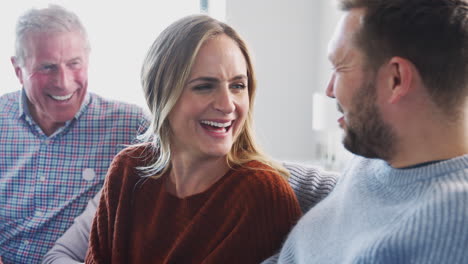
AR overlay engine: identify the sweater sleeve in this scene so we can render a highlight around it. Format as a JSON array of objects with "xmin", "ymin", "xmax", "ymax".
[
  {"xmin": 42, "ymin": 190, "xmax": 101, "ymax": 264},
  {"xmin": 85, "ymin": 151, "xmax": 130, "ymax": 264},
  {"xmin": 284, "ymin": 162, "xmax": 339, "ymax": 213},
  {"xmin": 205, "ymin": 170, "xmax": 302, "ymax": 264}
]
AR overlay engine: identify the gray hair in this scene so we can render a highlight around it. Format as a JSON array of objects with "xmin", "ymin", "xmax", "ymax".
[{"xmin": 14, "ymin": 4, "xmax": 90, "ymax": 66}]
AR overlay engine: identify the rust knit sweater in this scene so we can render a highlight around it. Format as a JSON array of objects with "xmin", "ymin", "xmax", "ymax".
[{"xmin": 85, "ymin": 146, "xmax": 302, "ymax": 264}]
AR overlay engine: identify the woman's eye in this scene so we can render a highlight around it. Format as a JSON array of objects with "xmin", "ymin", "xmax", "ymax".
[{"xmin": 193, "ymin": 84, "xmax": 213, "ymax": 91}]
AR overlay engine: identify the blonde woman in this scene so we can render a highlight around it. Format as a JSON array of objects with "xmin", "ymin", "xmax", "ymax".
[{"xmin": 85, "ymin": 15, "xmax": 301, "ymax": 264}]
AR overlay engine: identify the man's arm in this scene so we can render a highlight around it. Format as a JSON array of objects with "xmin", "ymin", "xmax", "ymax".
[
  {"xmin": 42, "ymin": 190, "xmax": 101, "ymax": 264},
  {"xmin": 285, "ymin": 161, "xmax": 339, "ymax": 213},
  {"xmin": 261, "ymin": 162, "xmax": 339, "ymax": 264}
]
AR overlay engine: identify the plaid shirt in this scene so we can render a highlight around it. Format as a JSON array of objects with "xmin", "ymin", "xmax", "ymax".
[{"xmin": 0, "ymin": 90, "xmax": 149, "ymax": 264}]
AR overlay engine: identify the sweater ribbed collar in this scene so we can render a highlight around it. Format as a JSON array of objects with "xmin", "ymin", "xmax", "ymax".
[{"xmin": 356, "ymin": 154, "xmax": 468, "ymax": 187}]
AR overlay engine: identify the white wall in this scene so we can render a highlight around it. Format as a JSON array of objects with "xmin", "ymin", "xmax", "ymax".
[
  {"xmin": 1, "ymin": 0, "xmax": 350, "ymax": 169},
  {"xmin": 0, "ymin": 0, "xmax": 200, "ymax": 110},
  {"xmin": 226, "ymin": 0, "xmax": 349, "ymax": 168}
]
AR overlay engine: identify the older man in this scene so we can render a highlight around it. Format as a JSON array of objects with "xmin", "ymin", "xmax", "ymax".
[
  {"xmin": 269, "ymin": 0, "xmax": 468, "ymax": 263},
  {"xmin": 0, "ymin": 5, "xmax": 148, "ymax": 263}
]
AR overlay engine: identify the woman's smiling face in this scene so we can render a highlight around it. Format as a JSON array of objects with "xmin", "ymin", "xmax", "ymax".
[{"xmin": 168, "ymin": 34, "xmax": 249, "ymax": 160}]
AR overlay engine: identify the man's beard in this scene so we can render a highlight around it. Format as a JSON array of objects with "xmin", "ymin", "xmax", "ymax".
[{"xmin": 342, "ymin": 78, "xmax": 397, "ymax": 161}]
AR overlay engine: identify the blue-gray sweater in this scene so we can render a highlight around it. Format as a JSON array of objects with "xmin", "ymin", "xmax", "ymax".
[{"xmin": 274, "ymin": 155, "xmax": 468, "ymax": 264}]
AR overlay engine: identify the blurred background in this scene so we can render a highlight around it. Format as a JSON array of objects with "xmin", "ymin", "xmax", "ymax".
[{"xmin": 0, "ymin": 0, "xmax": 351, "ymax": 170}]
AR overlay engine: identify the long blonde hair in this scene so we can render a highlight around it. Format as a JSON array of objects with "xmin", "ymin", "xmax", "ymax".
[{"xmin": 139, "ymin": 14, "xmax": 289, "ymax": 179}]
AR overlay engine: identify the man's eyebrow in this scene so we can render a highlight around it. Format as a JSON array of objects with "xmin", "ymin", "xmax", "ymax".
[
  {"xmin": 68, "ymin": 57, "xmax": 83, "ymax": 62},
  {"xmin": 39, "ymin": 62, "xmax": 55, "ymax": 66},
  {"xmin": 37, "ymin": 57, "xmax": 83, "ymax": 66}
]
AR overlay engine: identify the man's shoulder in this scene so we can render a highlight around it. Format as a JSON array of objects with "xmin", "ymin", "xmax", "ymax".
[
  {"xmin": 381, "ymin": 160, "xmax": 468, "ymax": 256},
  {"xmin": 0, "ymin": 91, "xmax": 21, "ymax": 124},
  {"xmin": 81, "ymin": 93, "xmax": 150, "ymax": 133},
  {"xmin": 86, "ymin": 93, "xmax": 148, "ymax": 119},
  {"xmin": 378, "ymin": 183, "xmax": 468, "ymax": 263},
  {"xmin": 0, "ymin": 91, "xmax": 20, "ymax": 111},
  {"xmin": 283, "ymin": 161, "xmax": 339, "ymax": 213},
  {"xmin": 416, "ymin": 165, "xmax": 468, "ymax": 215},
  {"xmin": 284, "ymin": 161, "xmax": 339, "ymax": 189}
]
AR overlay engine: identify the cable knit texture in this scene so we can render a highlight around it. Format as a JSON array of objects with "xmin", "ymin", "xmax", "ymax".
[
  {"xmin": 274, "ymin": 155, "xmax": 468, "ymax": 264},
  {"xmin": 283, "ymin": 162, "xmax": 338, "ymax": 213},
  {"xmin": 85, "ymin": 145, "xmax": 302, "ymax": 264}
]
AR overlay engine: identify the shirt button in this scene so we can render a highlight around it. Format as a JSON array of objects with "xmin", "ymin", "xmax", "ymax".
[
  {"xmin": 39, "ymin": 176, "xmax": 46, "ymax": 182},
  {"xmin": 23, "ymin": 240, "xmax": 30, "ymax": 245},
  {"xmin": 83, "ymin": 168, "xmax": 96, "ymax": 181},
  {"xmin": 35, "ymin": 211, "xmax": 44, "ymax": 217}
]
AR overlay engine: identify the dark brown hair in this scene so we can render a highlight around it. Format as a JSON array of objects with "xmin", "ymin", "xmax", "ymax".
[{"xmin": 339, "ymin": 0, "xmax": 468, "ymax": 114}]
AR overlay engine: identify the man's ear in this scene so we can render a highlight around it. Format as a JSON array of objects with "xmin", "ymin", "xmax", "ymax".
[
  {"xmin": 11, "ymin": 56, "xmax": 24, "ymax": 85},
  {"xmin": 386, "ymin": 57, "xmax": 416, "ymax": 104}
]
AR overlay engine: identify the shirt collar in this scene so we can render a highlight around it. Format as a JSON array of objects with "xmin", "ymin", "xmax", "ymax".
[
  {"xmin": 18, "ymin": 88, "xmax": 91, "ymax": 136},
  {"xmin": 19, "ymin": 88, "xmax": 30, "ymax": 119},
  {"xmin": 19, "ymin": 88, "xmax": 91, "ymax": 120},
  {"xmin": 74, "ymin": 92, "xmax": 91, "ymax": 120}
]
